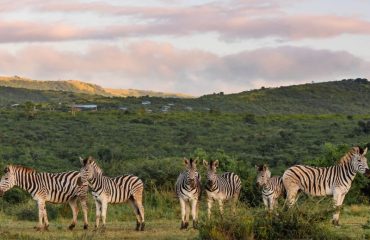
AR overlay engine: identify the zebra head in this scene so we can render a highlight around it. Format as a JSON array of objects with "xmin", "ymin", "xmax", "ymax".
[
  {"xmin": 0, "ymin": 166, "xmax": 16, "ymax": 196},
  {"xmin": 255, "ymin": 164, "xmax": 271, "ymax": 187},
  {"xmin": 80, "ymin": 156, "xmax": 102, "ymax": 182},
  {"xmin": 203, "ymin": 159, "xmax": 219, "ymax": 187},
  {"xmin": 351, "ymin": 146, "xmax": 369, "ymax": 175},
  {"xmin": 184, "ymin": 157, "xmax": 198, "ymax": 188}
]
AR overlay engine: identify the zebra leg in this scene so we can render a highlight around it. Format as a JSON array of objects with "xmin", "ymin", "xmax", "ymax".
[
  {"xmin": 138, "ymin": 201, "xmax": 145, "ymax": 231},
  {"xmin": 129, "ymin": 196, "xmax": 145, "ymax": 231},
  {"xmin": 179, "ymin": 198, "xmax": 188, "ymax": 229},
  {"xmin": 268, "ymin": 197, "xmax": 274, "ymax": 211},
  {"xmin": 133, "ymin": 190, "xmax": 145, "ymax": 231},
  {"xmin": 332, "ymin": 193, "xmax": 345, "ymax": 226},
  {"xmin": 262, "ymin": 196, "xmax": 268, "ymax": 210},
  {"xmin": 94, "ymin": 199, "xmax": 102, "ymax": 229},
  {"xmin": 80, "ymin": 198, "xmax": 89, "ymax": 230},
  {"xmin": 101, "ymin": 200, "xmax": 108, "ymax": 230},
  {"xmin": 284, "ymin": 184, "xmax": 299, "ymax": 207},
  {"xmin": 218, "ymin": 199, "xmax": 224, "ymax": 217},
  {"xmin": 232, "ymin": 194, "xmax": 239, "ymax": 215},
  {"xmin": 185, "ymin": 200, "xmax": 190, "ymax": 226},
  {"xmin": 207, "ymin": 198, "xmax": 213, "ymax": 220},
  {"xmin": 43, "ymin": 204, "xmax": 49, "ymax": 231},
  {"xmin": 68, "ymin": 199, "xmax": 78, "ymax": 230},
  {"xmin": 35, "ymin": 200, "xmax": 46, "ymax": 231},
  {"xmin": 190, "ymin": 199, "xmax": 198, "ymax": 229}
]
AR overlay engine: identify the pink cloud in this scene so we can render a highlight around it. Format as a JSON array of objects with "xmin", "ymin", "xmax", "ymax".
[
  {"xmin": 1, "ymin": 1, "xmax": 369, "ymax": 42},
  {"xmin": 0, "ymin": 42, "xmax": 369, "ymax": 95}
]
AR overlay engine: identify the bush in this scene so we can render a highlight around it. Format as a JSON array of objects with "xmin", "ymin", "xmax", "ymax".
[
  {"xmin": 3, "ymin": 188, "xmax": 29, "ymax": 204},
  {"xmin": 198, "ymin": 200, "xmax": 342, "ymax": 240},
  {"xmin": 198, "ymin": 208, "xmax": 254, "ymax": 240},
  {"xmin": 253, "ymin": 200, "xmax": 337, "ymax": 239}
]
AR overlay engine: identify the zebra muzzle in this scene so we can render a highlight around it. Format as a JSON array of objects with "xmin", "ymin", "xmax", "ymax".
[{"xmin": 365, "ymin": 169, "xmax": 370, "ymax": 178}]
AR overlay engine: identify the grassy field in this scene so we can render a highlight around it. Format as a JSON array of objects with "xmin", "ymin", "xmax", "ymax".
[
  {"xmin": 0, "ymin": 202, "xmax": 369, "ymax": 239},
  {"xmin": 0, "ymin": 218, "xmax": 198, "ymax": 240}
]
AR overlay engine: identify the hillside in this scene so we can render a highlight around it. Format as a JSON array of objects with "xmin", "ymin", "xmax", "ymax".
[
  {"xmin": 1, "ymin": 77, "xmax": 370, "ymax": 115},
  {"xmin": 0, "ymin": 76, "xmax": 189, "ymax": 98},
  {"xmin": 200, "ymin": 78, "xmax": 370, "ymax": 114}
]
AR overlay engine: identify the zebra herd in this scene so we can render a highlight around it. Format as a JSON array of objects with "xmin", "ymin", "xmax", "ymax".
[
  {"xmin": 176, "ymin": 146, "xmax": 370, "ymax": 229},
  {"xmin": 0, "ymin": 146, "xmax": 368, "ymax": 231}
]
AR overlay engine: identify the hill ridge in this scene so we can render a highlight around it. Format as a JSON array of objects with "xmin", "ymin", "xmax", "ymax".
[{"xmin": 0, "ymin": 76, "xmax": 191, "ymax": 98}]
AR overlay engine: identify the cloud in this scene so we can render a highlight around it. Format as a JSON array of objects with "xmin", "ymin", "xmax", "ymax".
[
  {"xmin": 1, "ymin": 1, "xmax": 370, "ymax": 43},
  {"xmin": 0, "ymin": 42, "xmax": 369, "ymax": 95}
]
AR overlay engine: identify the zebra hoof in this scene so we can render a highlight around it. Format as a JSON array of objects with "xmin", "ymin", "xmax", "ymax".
[
  {"xmin": 83, "ymin": 224, "xmax": 88, "ymax": 230},
  {"xmin": 140, "ymin": 222, "xmax": 145, "ymax": 231},
  {"xmin": 193, "ymin": 221, "xmax": 198, "ymax": 229},
  {"xmin": 68, "ymin": 224, "xmax": 76, "ymax": 230},
  {"xmin": 34, "ymin": 226, "xmax": 43, "ymax": 231},
  {"xmin": 180, "ymin": 221, "xmax": 188, "ymax": 230},
  {"xmin": 45, "ymin": 225, "xmax": 49, "ymax": 231},
  {"xmin": 135, "ymin": 220, "xmax": 140, "ymax": 231},
  {"xmin": 332, "ymin": 219, "xmax": 340, "ymax": 226}
]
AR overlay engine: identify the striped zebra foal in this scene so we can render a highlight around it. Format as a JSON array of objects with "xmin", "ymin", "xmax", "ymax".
[
  {"xmin": 283, "ymin": 146, "xmax": 370, "ymax": 225},
  {"xmin": 79, "ymin": 156, "xmax": 145, "ymax": 231},
  {"xmin": 0, "ymin": 165, "xmax": 89, "ymax": 231},
  {"xmin": 203, "ymin": 160, "xmax": 241, "ymax": 219},
  {"xmin": 175, "ymin": 158, "xmax": 201, "ymax": 229},
  {"xmin": 256, "ymin": 164, "xmax": 285, "ymax": 211}
]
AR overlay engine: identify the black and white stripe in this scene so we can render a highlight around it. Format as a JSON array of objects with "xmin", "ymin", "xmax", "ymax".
[
  {"xmin": 80, "ymin": 156, "xmax": 145, "ymax": 231},
  {"xmin": 203, "ymin": 160, "xmax": 241, "ymax": 219},
  {"xmin": 256, "ymin": 164, "xmax": 285, "ymax": 210},
  {"xmin": 282, "ymin": 146, "xmax": 369, "ymax": 225},
  {"xmin": 0, "ymin": 165, "xmax": 88, "ymax": 230},
  {"xmin": 175, "ymin": 158, "xmax": 201, "ymax": 229}
]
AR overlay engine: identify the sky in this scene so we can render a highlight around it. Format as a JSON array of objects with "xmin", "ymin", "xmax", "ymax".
[{"xmin": 0, "ymin": 0, "xmax": 370, "ymax": 95}]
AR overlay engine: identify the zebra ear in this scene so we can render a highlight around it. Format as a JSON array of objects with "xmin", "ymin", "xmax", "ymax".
[
  {"xmin": 194, "ymin": 158, "xmax": 199, "ymax": 164},
  {"xmin": 3, "ymin": 167, "xmax": 9, "ymax": 173},
  {"xmin": 79, "ymin": 157, "xmax": 84, "ymax": 166},
  {"xmin": 363, "ymin": 147, "xmax": 368, "ymax": 156},
  {"xmin": 184, "ymin": 157, "xmax": 189, "ymax": 165},
  {"xmin": 262, "ymin": 164, "xmax": 267, "ymax": 171},
  {"xmin": 203, "ymin": 159, "xmax": 208, "ymax": 167}
]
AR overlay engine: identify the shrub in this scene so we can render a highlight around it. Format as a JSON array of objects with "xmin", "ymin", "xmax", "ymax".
[
  {"xmin": 198, "ymin": 200, "xmax": 342, "ymax": 240},
  {"xmin": 253, "ymin": 199, "xmax": 341, "ymax": 240},
  {"xmin": 198, "ymin": 208, "xmax": 254, "ymax": 240},
  {"xmin": 3, "ymin": 188, "xmax": 28, "ymax": 204},
  {"xmin": 244, "ymin": 113, "xmax": 257, "ymax": 124}
]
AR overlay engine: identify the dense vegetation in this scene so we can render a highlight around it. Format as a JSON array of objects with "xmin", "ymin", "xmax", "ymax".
[{"xmin": 0, "ymin": 79, "xmax": 370, "ymax": 239}]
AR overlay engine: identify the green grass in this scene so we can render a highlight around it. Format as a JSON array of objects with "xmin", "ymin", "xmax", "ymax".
[
  {"xmin": 0, "ymin": 203, "xmax": 369, "ymax": 239},
  {"xmin": 0, "ymin": 218, "xmax": 197, "ymax": 240}
]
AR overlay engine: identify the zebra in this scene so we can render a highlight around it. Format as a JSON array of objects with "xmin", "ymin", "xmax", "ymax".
[
  {"xmin": 256, "ymin": 164, "xmax": 285, "ymax": 211},
  {"xmin": 175, "ymin": 158, "xmax": 201, "ymax": 229},
  {"xmin": 0, "ymin": 165, "xmax": 89, "ymax": 231},
  {"xmin": 79, "ymin": 156, "xmax": 145, "ymax": 231},
  {"xmin": 282, "ymin": 146, "xmax": 370, "ymax": 225},
  {"xmin": 203, "ymin": 160, "xmax": 241, "ymax": 219}
]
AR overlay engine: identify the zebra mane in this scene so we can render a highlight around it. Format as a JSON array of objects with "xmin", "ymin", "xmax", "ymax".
[
  {"xmin": 10, "ymin": 165, "xmax": 37, "ymax": 173},
  {"xmin": 338, "ymin": 147, "xmax": 360, "ymax": 165},
  {"xmin": 91, "ymin": 160, "xmax": 103, "ymax": 174}
]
